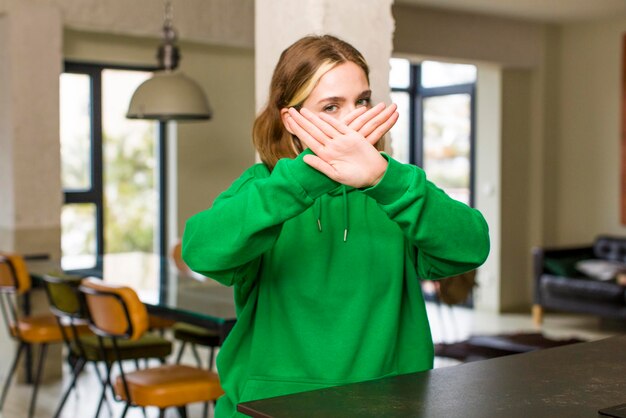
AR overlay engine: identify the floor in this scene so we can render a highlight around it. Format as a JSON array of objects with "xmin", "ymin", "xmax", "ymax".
[{"xmin": 0, "ymin": 303, "xmax": 621, "ymax": 418}]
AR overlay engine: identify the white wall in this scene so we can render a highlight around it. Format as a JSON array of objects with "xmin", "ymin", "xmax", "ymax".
[
  {"xmin": 555, "ymin": 16, "xmax": 626, "ymax": 244},
  {"xmin": 474, "ymin": 65, "xmax": 502, "ymax": 312}
]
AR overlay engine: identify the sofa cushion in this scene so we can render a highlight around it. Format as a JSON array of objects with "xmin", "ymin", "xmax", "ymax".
[
  {"xmin": 575, "ymin": 259, "xmax": 626, "ymax": 281},
  {"xmin": 540, "ymin": 274, "xmax": 626, "ymax": 304},
  {"xmin": 593, "ymin": 236, "xmax": 626, "ymax": 263},
  {"xmin": 543, "ymin": 256, "xmax": 585, "ymax": 277}
]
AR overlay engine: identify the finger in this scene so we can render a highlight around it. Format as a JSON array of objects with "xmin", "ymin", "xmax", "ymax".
[
  {"xmin": 360, "ymin": 103, "xmax": 398, "ymax": 139},
  {"xmin": 299, "ymin": 108, "xmax": 341, "ymax": 139},
  {"xmin": 288, "ymin": 108, "xmax": 332, "ymax": 145},
  {"xmin": 285, "ymin": 115, "xmax": 326, "ymax": 155},
  {"xmin": 365, "ymin": 111, "xmax": 399, "ymax": 145},
  {"xmin": 317, "ymin": 112, "xmax": 353, "ymax": 135},
  {"xmin": 342, "ymin": 106, "xmax": 369, "ymax": 126},
  {"xmin": 303, "ymin": 154, "xmax": 337, "ymax": 180},
  {"xmin": 349, "ymin": 103, "xmax": 386, "ymax": 132}
]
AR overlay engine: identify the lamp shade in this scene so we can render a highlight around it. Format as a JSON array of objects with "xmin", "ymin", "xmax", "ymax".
[{"xmin": 127, "ymin": 70, "xmax": 212, "ymax": 121}]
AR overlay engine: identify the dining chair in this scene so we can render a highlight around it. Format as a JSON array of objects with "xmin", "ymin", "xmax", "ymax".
[
  {"xmin": 79, "ymin": 277, "xmax": 223, "ymax": 418},
  {"xmin": 0, "ymin": 253, "xmax": 84, "ymax": 418},
  {"xmin": 170, "ymin": 240, "xmax": 221, "ymax": 371},
  {"xmin": 43, "ymin": 273, "xmax": 174, "ymax": 418}
]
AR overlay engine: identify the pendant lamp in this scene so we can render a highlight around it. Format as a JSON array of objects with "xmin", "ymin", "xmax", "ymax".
[{"xmin": 127, "ymin": 0, "xmax": 212, "ymax": 121}]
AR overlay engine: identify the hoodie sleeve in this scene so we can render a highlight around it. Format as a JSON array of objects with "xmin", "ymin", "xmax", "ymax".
[
  {"xmin": 182, "ymin": 150, "xmax": 339, "ymax": 287},
  {"xmin": 363, "ymin": 154, "xmax": 490, "ymax": 280}
]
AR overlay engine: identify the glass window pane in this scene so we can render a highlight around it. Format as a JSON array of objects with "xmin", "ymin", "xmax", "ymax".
[
  {"xmin": 390, "ymin": 92, "xmax": 410, "ymax": 164},
  {"xmin": 390, "ymin": 58, "xmax": 410, "ymax": 89},
  {"xmin": 61, "ymin": 203, "xmax": 96, "ymax": 270},
  {"xmin": 102, "ymin": 69, "xmax": 158, "ymax": 254},
  {"xmin": 423, "ymin": 94, "xmax": 471, "ymax": 205},
  {"xmin": 60, "ymin": 73, "xmax": 92, "ymax": 190},
  {"xmin": 421, "ymin": 61, "xmax": 476, "ymax": 88}
]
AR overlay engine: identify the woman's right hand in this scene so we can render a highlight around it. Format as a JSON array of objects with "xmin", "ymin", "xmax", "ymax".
[{"xmin": 342, "ymin": 102, "xmax": 398, "ymax": 146}]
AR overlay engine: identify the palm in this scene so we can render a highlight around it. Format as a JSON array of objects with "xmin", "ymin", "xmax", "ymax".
[{"xmin": 305, "ymin": 131, "xmax": 383, "ymax": 187}]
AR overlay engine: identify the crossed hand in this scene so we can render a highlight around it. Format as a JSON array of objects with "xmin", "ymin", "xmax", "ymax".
[{"xmin": 284, "ymin": 103, "xmax": 399, "ymax": 188}]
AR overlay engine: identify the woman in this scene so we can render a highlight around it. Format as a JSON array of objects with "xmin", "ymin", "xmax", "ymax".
[{"xmin": 183, "ymin": 34, "xmax": 489, "ymax": 417}]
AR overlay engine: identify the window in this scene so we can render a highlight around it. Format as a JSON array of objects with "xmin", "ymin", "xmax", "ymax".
[
  {"xmin": 59, "ymin": 63, "xmax": 167, "ymax": 270},
  {"xmin": 389, "ymin": 59, "xmax": 476, "ymax": 206}
]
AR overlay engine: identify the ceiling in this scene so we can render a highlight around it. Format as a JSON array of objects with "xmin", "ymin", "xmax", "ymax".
[{"xmin": 395, "ymin": 0, "xmax": 626, "ymax": 23}]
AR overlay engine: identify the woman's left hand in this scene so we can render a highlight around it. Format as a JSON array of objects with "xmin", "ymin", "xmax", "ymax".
[{"xmin": 285, "ymin": 106, "xmax": 398, "ymax": 188}]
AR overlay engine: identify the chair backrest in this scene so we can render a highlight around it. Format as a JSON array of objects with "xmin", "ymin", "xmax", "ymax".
[
  {"xmin": 43, "ymin": 274, "xmax": 85, "ymax": 320},
  {"xmin": 0, "ymin": 253, "xmax": 32, "ymax": 295},
  {"xmin": 42, "ymin": 273, "xmax": 90, "ymax": 355},
  {"xmin": 79, "ymin": 278, "xmax": 148, "ymax": 341}
]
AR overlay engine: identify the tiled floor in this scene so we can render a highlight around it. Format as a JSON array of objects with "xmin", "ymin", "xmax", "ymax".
[{"xmin": 0, "ymin": 303, "xmax": 621, "ymax": 418}]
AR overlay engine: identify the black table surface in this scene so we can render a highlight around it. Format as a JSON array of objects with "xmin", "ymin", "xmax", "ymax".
[
  {"xmin": 238, "ymin": 335, "xmax": 626, "ymax": 418},
  {"xmin": 27, "ymin": 253, "xmax": 237, "ymax": 341}
]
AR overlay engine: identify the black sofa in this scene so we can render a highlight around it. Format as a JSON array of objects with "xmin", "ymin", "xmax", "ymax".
[{"xmin": 532, "ymin": 235, "xmax": 626, "ymax": 324}]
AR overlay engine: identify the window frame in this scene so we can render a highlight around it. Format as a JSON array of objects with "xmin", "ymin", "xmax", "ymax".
[
  {"xmin": 62, "ymin": 61, "xmax": 168, "ymax": 269},
  {"xmin": 392, "ymin": 62, "xmax": 477, "ymax": 207}
]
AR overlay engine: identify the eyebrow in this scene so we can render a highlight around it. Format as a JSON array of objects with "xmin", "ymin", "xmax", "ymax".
[{"xmin": 316, "ymin": 90, "xmax": 372, "ymax": 105}]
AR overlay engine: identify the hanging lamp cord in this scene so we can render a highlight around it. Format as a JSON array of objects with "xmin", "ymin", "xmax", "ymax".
[{"xmin": 158, "ymin": 0, "xmax": 180, "ymax": 71}]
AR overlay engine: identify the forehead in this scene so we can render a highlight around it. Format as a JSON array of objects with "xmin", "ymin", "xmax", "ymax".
[{"xmin": 308, "ymin": 61, "xmax": 369, "ymax": 99}]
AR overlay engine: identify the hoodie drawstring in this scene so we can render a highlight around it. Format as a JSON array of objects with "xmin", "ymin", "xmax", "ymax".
[
  {"xmin": 342, "ymin": 186, "xmax": 349, "ymax": 242},
  {"xmin": 316, "ymin": 196, "xmax": 323, "ymax": 232},
  {"xmin": 315, "ymin": 187, "xmax": 349, "ymax": 242}
]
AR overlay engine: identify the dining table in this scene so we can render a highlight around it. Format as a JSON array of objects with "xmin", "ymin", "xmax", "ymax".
[{"xmin": 27, "ymin": 252, "xmax": 237, "ymax": 343}]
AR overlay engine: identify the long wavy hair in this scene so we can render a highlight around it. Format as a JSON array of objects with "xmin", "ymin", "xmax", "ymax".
[{"xmin": 253, "ymin": 35, "xmax": 383, "ymax": 170}]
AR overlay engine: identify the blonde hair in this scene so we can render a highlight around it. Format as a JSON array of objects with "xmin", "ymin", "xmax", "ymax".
[
  {"xmin": 253, "ymin": 35, "xmax": 383, "ymax": 170},
  {"xmin": 286, "ymin": 61, "xmax": 336, "ymax": 108}
]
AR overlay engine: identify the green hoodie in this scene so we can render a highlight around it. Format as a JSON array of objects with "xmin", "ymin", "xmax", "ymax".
[{"xmin": 182, "ymin": 151, "xmax": 489, "ymax": 417}]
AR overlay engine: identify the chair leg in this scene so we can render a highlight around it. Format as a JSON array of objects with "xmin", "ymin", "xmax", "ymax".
[
  {"xmin": 89, "ymin": 362, "xmax": 114, "ymax": 418},
  {"xmin": 177, "ymin": 405, "xmax": 189, "ymax": 418},
  {"xmin": 203, "ymin": 401, "xmax": 209, "ymax": 418},
  {"xmin": 208, "ymin": 347, "xmax": 215, "ymax": 371},
  {"xmin": 532, "ymin": 304, "xmax": 544, "ymax": 326},
  {"xmin": 28, "ymin": 343, "xmax": 48, "ymax": 418},
  {"xmin": 94, "ymin": 361, "xmax": 113, "ymax": 418},
  {"xmin": 191, "ymin": 344, "xmax": 203, "ymax": 368},
  {"xmin": 0, "ymin": 342, "xmax": 26, "ymax": 411},
  {"xmin": 120, "ymin": 403, "xmax": 130, "ymax": 418},
  {"xmin": 175, "ymin": 341, "xmax": 187, "ymax": 364},
  {"xmin": 53, "ymin": 357, "xmax": 86, "ymax": 418}
]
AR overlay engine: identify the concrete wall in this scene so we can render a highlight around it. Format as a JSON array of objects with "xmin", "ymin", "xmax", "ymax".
[
  {"xmin": 38, "ymin": 0, "xmax": 254, "ymax": 48},
  {"xmin": 0, "ymin": 0, "xmax": 63, "ymax": 257}
]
